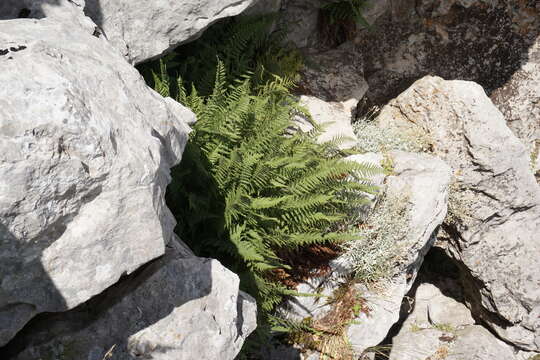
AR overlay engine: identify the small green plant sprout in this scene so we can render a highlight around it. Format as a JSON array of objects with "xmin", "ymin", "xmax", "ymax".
[
  {"xmin": 432, "ymin": 322, "xmax": 456, "ymax": 334},
  {"xmin": 381, "ymin": 152, "xmax": 395, "ymax": 175},
  {"xmin": 530, "ymin": 139, "xmax": 539, "ymax": 174}
]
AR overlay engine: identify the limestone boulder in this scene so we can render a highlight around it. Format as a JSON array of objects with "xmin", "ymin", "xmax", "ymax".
[
  {"xmin": 83, "ymin": 0, "xmax": 258, "ymax": 63},
  {"xmin": 491, "ymin": 37, "xmax": 540, "ymax": 178},
  {"xmin": 298, "ymin": 44, "xmax": 368, "ymax": 108},
  {"xmin": 349, "ymin": 0, "xmax": 539, "ymax": 165},
  {"xmin": 0, "ymin": 17, "xmax": 193, "ymax": 345},
  {"xmin": 354, "ymin": 0, "xmax": 539, "ymax": 105},
  {"xmin": 278, "ymin": 0, "xmax": 344, "ymax": 49},
  {"xmin": 344, "ymin": 151, "xmax": 451, "ymax": 354},
  {"xmin": 376, "ymin": 76, "xmax": 540, "ymax": 350},
  {"xmin": 278, "ymin": 0, "xmax": 324, "ymax": 49},
  {"xmin": 280, "ymin": 151, "xmax": 451, "ymax": 356},
  {"xmin": 0, "ymin": 0, "xmax": 94, "ymax": 32},
  {"xmin": 448, "ymin": 326, "xmax": 517, "ymax": 360},
  {"xmin": 4, "ymin": 239, "xmax": 257, "ymax": 360}
]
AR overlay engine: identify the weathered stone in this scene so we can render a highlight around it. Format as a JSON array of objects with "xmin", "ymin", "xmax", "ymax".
[
  {"xmin": 345, "ymin": 151, "xmax": 451, "ymax": 354},
  {"xmin": 278, "ymin": 0, "xmax": 323, "ymax": 49},
  {"xmin": 294, "ymin": 95, "xmax": 358, "ymax": 150},
  {"xmin": 279, "ymin": 151, "xmax": 451, "ymax": 356},
  {"xmin": 426, "ymin": 288, "xmax": 475, "ymax": 329},
  {"xmin": 357, "ymin": 0, "xmax": 390, "ymax": 27},
  {"xmin": 391, "ymin": 325, "xmax": 518, "ymax": 360},
  {"xmin": 0, "ymin": 0, "xmax": 98, "ymax": 35},
  {"xmin": 491, "ymin": 36, "xmax": 540, "ymax": 177},
  {"xmin": 345, "ymin": 0, "xmax": 540, "ymax": 162},
  {"xmin": 0, "ymin": 0, "xmax": 84, "ymax": 22},
  {"xmin": 447, "ymin": 326, "xmax": 517, "ymax": 360},
  {"xmin": 376, "ymin": 76, "xmax": 540, "ymax": 350},
  {"xmin": 0, "ymin": 17, "xmax": 193, "ymax": 345},
  {"xmin": 347, "ymin": 279, "xmax": 408, "ymax": 355},
  {"xmin": 390, "ymin": 282, "xmax": 517, "ymax": 360},
  {"xmin": 389, "ymin": 269, "xmax": 523, "ymax": 360},
  {"xmin": 278, "ymin": 0, "xmax": 345, "ymax": 49},
  {"xmin": 353, "ymin": 0, "xmax": 539, "ymax": 105},
  {"xmin": 390, "ymin": 327, "xmax": 446, "ymax": 360},
  {"xmin": 82, "ymin": 0, "xmax": 258, "ymax": 64},
  {"xmin": 4, "ymin": 240, "xmax": 257, "ymax": 360},
  {"xmin": 298, "ymin": 44, "xmax": 368, "ymax": 108}
]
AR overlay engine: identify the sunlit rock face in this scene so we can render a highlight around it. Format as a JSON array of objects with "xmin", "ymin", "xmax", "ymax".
[{"xmin": 0, "ymin": 14, "xmax": 192, "ymax": 345}]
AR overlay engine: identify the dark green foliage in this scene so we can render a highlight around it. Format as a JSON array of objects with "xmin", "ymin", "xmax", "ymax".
[
  {"xmin": 157, "ymin": 60, "xmax": 378, "ymax": 316},
  {"xmin": 144, "ymin": 14, "xmax": 380, "ymax": 354},
  {"xmin": 139, "ymin": 15, "xmax": 304, "ymax": 97},
  {"xmin": 321, "ymin": 0, "xmax": 371, "ymax": 28}
]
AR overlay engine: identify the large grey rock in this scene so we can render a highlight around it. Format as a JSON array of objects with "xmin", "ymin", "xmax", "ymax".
[
  {"xmin": 0, "ymin": 17, "xmax": 193, "ymax": 345},
  {"xmin": 280, "ymin": 151, "xmax": 451, "ymax": 356},
  {"xmin": 343, "ymin": 0, "xmax": 540, "ymax": 162},
  {"xmin": 448, "ymin": 326, "xmax": 517, "ymax": 360},
  {"xmin": 5, "ymin": 239, "xmax": 257, "ymax": 360},
  {"xmin": 278, "ymin": 0, "xmax": 323, "ymax": 49},
  {"xmin": 0, "ymin": 0, "xmax": 91, "ymax": 29},
  {"xmin": 491, "ymin": 37, "xmax": 540, "ymax": 177},
  {"xmin": 357, "ymin": 0, "xmax": 390, "ymax": 27},
  {"xmin": 390, "ymin": 282, "xmax": 517, "ymax": 360},
  {"xmin": 353, "ymin": 0, "xmax": 539, "ymax": 105},
  {"xmin": 376, "ymin": 76, "xmax": 540, "ymax": 350},
  {"xmin": 278, "ymin": 0, "xmax": 342, "ymax": 49},
  {"xmin": 345, "ymin": 151, "xmax": 451, "ymax": 354},
  {"xmin": 83, "ymin": 0, "xmax": 258, "ymax": 63}
]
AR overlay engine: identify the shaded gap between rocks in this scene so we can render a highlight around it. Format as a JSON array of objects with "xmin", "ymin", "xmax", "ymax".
[
  {"xmin": 372, "ymin": 244, "xmax": 534, "ymax": 358},
  {"xmin": 371, "ymin": 246, "xmax": 467, "ymax": 359},
  {"xmin": 356, "ymin": 2, "xmax": 539, "ymax": 115},
  {"xmin": 0, "ymin": 243, "xmax": 213, "ymax": 359}
]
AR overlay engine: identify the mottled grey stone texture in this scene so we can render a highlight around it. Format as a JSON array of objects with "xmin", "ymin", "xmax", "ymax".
[
  {"xmin": 83, "ymin": 0, "xmax": 258, "ymax": 63},
  {"xmin": 6, "ymin": 239, "xmax": 257, "ymax": 360},
  {"xmin": 0, "ymin": 16, "xmax": 193, "ymax": 345},
  {"xmin": 377, "ymin": 76, "xmax": 540, "ymax": 351}
]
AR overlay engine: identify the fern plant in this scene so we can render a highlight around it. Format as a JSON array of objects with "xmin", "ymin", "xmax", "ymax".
[
  {"xmin": 143, "ymin": 14, "xmax": 382, "ymax": 354},
  {"xmin": 154, "ymin": 59, "xmax": 379, "ymax": 335},
  {"xmin": 140, "ymin": 14, "xmax": 304, "ymax": 98}
]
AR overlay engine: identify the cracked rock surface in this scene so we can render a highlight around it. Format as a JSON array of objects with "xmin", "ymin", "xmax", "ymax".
[
  {"xmin": 83, "ymin": 0, "xmax": 259, "ymax": 64},
  {"xmin": 0, "ymin": 15, "xmax": 193, "ymax": 346},
  {"xmin": 376, "ymin": 76, "xmax": 540, "ymax": 351}
]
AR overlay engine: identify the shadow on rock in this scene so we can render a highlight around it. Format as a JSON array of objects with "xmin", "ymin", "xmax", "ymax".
[
  {"xmin": 354, "ymin": 1, "xmax": 540, "ymax": 111},
  {"xmin": 83, "ymin": 0, "xmax": 104, "ymax": 29},
  {"xmin": 0, "ymin": 223, "xmax": 68, "ymax": 347},
  {"xmin": 0, "ymin": 243, "xmax": 217, "ymax": 360},
  {"xmin": 0, "ymin": 0, "xmax": 61, "ymax": 19}
]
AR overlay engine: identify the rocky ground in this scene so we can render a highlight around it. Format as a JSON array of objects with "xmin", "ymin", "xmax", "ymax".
[
  {"xmin": 267, "ymin": 0, "xmax": 539, "ymax": 359},
  {"xmin": 0, "ymin": 1, "xmax": 258, "ymax": 359},
  {"xmin": 0, "ymin": 0, "xmax": 538, "ymax": 359}
]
